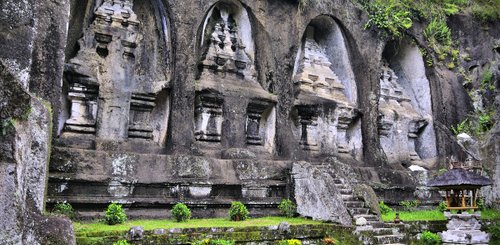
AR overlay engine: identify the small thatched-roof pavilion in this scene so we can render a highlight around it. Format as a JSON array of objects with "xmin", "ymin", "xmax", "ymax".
[{"xmin": 428, "ymin": 168, "xmax": 492, "ymax": 210}]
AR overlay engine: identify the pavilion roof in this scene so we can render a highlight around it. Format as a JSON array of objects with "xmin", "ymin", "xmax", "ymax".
[{"xmin": 427, "ymin": 168, "xmax": 492, "ymax": 189}]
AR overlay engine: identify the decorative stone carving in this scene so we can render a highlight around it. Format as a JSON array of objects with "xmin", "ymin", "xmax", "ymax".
[
  {"xmin": 336, "ymin": 105, "xmax": 359, "ymax": 154},
  {"xmin": 246, "ymin": 100, "xmax": 273, "ymax": 145},
  {"xmin": 128, "ymin": 93, "xmax": 155, "ymax": 139},
  {"xmin": 64, "ymin": 64, "xmax": 99, "ymax": 134},
  {"xmin": 194, "ymin": 93, "xmax": 224, "ymax": 142},
  {"xmin": 440, "ymin": 212, "xmax": 490, "ymax": 244},
  {"xmin": 62, "ymin": 0, "xmax": 142, "ymax": 138},
  {"xmin": 378, "ymin": 62, "xmax": 428, "ymax": 165},
  {"xmin": 296, "ymin": 106, "xmax": 320, "ymax": 152},
  {"xmin": 294, "ymin": 26, "xmax": 347, "ymax": 102},
  {"xmin": 200, "ymin": 7, "xmax": 251, "ymax": 76},
  {"xmin": 93, "ymin": 0, "xmax": 140, "ymax": 58}
]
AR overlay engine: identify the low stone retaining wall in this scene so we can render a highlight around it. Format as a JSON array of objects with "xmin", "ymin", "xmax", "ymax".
[{"xmin": 76, "ymin": 223, "xmax": 361, "ymax": 245}]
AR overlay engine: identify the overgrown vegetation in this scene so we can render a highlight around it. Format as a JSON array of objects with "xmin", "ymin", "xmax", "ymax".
[
  {"xmin": 437, "ymin": 201, "xmax": 447, "ymax": 212},
  {"xmin": 278, "ymin": 199, "xmax": 297, "ymax": 218},
  {"xmin": 278, "ymin": 239, "xmax": 302, "ymax": 245},
  {"xmin": 360, "ymin": 0, "xmax": 413, "ymax": 38},
  {"xmin": 171, "ymin": 203, "xmax": 191, "ymax": 222},
  {"xmin": 104, "ymin": 202, "xmax": 127, "ymax": 225},
  {"xmin": 379, "ymin": 201, "xmax": 393, "ymax": 215},
  {"xmin": 419, "ymin": 231, "xmax": 442, "ymax": 245},
  {"xmin": 112, "ymin": 240, "xmax": 130, "ymax": 245},
  {"xmin": 193, "ymin": 239, "xmax": 235, "ymax": 245},
  {"xmin": 52, "ymin": 201, "xmax": 76, "ymax": 220},
  {"xmin": 487, "ymin": 222, "xmax": 500, "ymax": 243},
  {"xmin": 400, "ymin": 200, "xmax": 420, "ymax": 211},
  {"xmin": 228, "ymin": 202, "xmax": 249, "ymax": 221}
]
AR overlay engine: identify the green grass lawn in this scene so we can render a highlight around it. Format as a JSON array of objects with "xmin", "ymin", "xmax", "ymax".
[
  {"xmin": 74, "ymin": 216, "xmax": 323, "ymax": 234},
  {"xmin": 381, "ymin": 209, "xmax": 500, "ymax": 222}
]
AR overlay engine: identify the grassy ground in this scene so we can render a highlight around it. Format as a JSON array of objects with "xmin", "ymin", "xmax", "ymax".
[
  {"xmin": 74, "ymin": 216, "xmax": 323, "ymax": 234},
  {"xmin": 381, "ymin": 209, "xmax": 500, "ymax": 222}
]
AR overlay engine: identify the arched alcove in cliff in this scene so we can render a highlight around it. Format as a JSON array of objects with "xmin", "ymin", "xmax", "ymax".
[
  {"xmin": 291, "ymin": 15, "xmax": 362, "ymax": 160},
  {"xmin": 194, "ymin": 0, "xmax": 276, "ymax": 155},
  {"xmin": 379, "ymin": 39, "xmax": 438, "ymax": 167},
  {"xmin": 58, "ymin": 0, "xmax": 173, "ymax": 148}
]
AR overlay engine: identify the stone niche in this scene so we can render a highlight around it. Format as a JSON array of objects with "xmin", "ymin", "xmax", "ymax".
[
  {"xmin": 195, "ymin": 0, "xmax": 276, "ymax": 156},
  {"xmin": 57, "ymin": 0, "xmax": 172, "ymax": 151},
  {"xmin": 378, "ymin": 39, "xmax": 438, "ymax": 167},
  {"xmin": 291, "ymin": 16, "xmax": 362, "ymax": 159}
]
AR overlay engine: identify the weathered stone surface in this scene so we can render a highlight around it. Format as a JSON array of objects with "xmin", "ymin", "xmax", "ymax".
[
  {"xmin": 292, "ymin": 162, "xmax": 351, "ymax": 225},
  {"xmin": 440, "ymin": 212, "xmax": 490, "ymax": 244}
]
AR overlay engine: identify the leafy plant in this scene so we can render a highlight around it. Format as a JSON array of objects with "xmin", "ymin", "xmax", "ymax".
[
  {"xmin": 480, "ymin": 70, "xmax": 495, "ymax": 91},
  {"xmin": 437, "ymin": 201, "xmax": 447, "ymax": 212},
  {"xmin": 192, "ymin": 239, "xmax": 235, "ymax": 245},
  {"xmin": 488, "ymin": 222, "xmax": 500, "ymax": 242},
  {"xmin": 451, "ymin": 118, "xmax": 470, "ymax": 135},
  {"xmin": 471, "ymin": 0, "xmax": 500, "ymax": 22},
  {"xmin": 362, "ymin": 0, "xmax": 413, "ymax": 38},
  {"xmin": 424, "ymin": 19, "xmax": 451, "ymax": 46},
  {"xmin": 104, "ymin": 202, "xmax": 127, "ymax": 225},
  {"xmin": 52, "ymin": 201, "xmax": 76, "ymax": 220},
  {"xmin": 399, "ymin": 200, "xmax": 420, "ymax": 212},
  {"xmin": 278, "ymin": 199, "xmax": 297, "ymax": 218},
  {"xmin": 228, "ymin": 201, "xmax": 249, "ymax": 221},
  {"xmin": 277, "ymin": 239, "xmax": 302, "ymax": 245},
  {"xmin": 171, "ymin": 203, "xmax": 191, "ymax": 222},
  {"xmin": 419, "ymin": 231, "xmax": 441, "ymax": 245},
  {"xmin": 113, "ymin": 240, "xmax": 130, "ymax": 245},
  {"xmin": 379, "ymin": 201, "xmax": 393, "ymax": 215},
  {"xmin": 476, "ymin": 197, "xmax": 485, "ymax": 211}
]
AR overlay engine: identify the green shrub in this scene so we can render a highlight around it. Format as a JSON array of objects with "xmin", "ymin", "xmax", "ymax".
[
  {"xmin": 471, "ymin": 0, "xmax": 500, "ymax": 22},
  {"xmin": 437, "ymin": 201, "xmax": 447, "ymax": 212},
  {"xmin": 277, "ymin": 239, "xmax": 302, "ymax": 245},
  {"xmin": 192, "ymin": 239, "xmax": 235, "ymax": 245},
  {"xmin": 419, "ymin": 231, "xmax": 441, "ymax": 245},
  {"xmin": 451, "ymin": 119, "xmax": 470, "ymax": 135},
  {"xmin": 379, "ymin": 201, "xmax": 393, "ymax": 215},
  {"xmin": 171, "ymin": 203, "xmax": 191, "ymax": 222},
  {"xmin": 104, "ymin": 202, "xmax": 127, "ymax": 225},
  {"xmin": 52, "ymin": 201, "xmax": 76, "ymax": 220},
  {"xmin": 424, "ymin": 19, "xmax": 451, "ymax": 46},
  {"xmin": 400, "ymin": 200, "xmax": 420, "ymax": 212},
  {"xmin": 113, "ymin": 240, "xmax": 130, "ymax": 245},
  {"xmin": 488, "ymin": 222, "xmax": 500, "ymax": 242},
  {"xmin": 477, "ymin": 198, "xmax": 485, "ymax": 211},
  {"xmin": 228, "ymin": 201, "xmax": 249, "ymax": 221},
  {"xmin": 362, "ymin": 0, "xmax": 413, "ymax": 38},
  {"xmin": 278, "ymin": 199, "xmax": 297, "ymax": 218}
]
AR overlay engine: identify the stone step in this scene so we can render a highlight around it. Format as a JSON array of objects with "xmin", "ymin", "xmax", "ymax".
[
  {"xmin": 345, "ymin": 201, "xmax": 364, "ymax": 208},
  {"xmin": 354, "ymin": 214, "xmax": 379, "ymax": 221},
  {"xmin": 372, "ymin": 228, "xmax": 395, "ymax": 236},
  {"xmin": 339, "ymin": 188, "xmax": 353, "ymax": 194},
  {"xmin": 383, "ymin": 244, "xmax": 406, "ymax": 245},
  {"xmin": 374, "ymin": 234, "xmax": 405, "ymax": 244},
  {"xmin": 350, "ymin": 208, "xmax": 370, "ymax": 215},
  {"xmin": 341, "ymin": 194, "xmax": 357, "ymax": 201},
  {"xmin": 368, "ymin": 221, "xmax": 385, "ymax": 228}
]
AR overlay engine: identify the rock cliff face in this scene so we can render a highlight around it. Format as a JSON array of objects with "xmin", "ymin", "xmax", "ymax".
[
  {"xmin": 0, "ymin": 0, "xmax": 498, "ymax": 242},
  {"xmin": 0, "ymin": 0, "xmax": 75, "ymax": 243}
]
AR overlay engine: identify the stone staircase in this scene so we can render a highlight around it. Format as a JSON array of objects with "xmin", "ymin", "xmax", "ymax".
[{"xmin": 332, "ymin": 175, "xmax": 407, "ymax": 245}]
